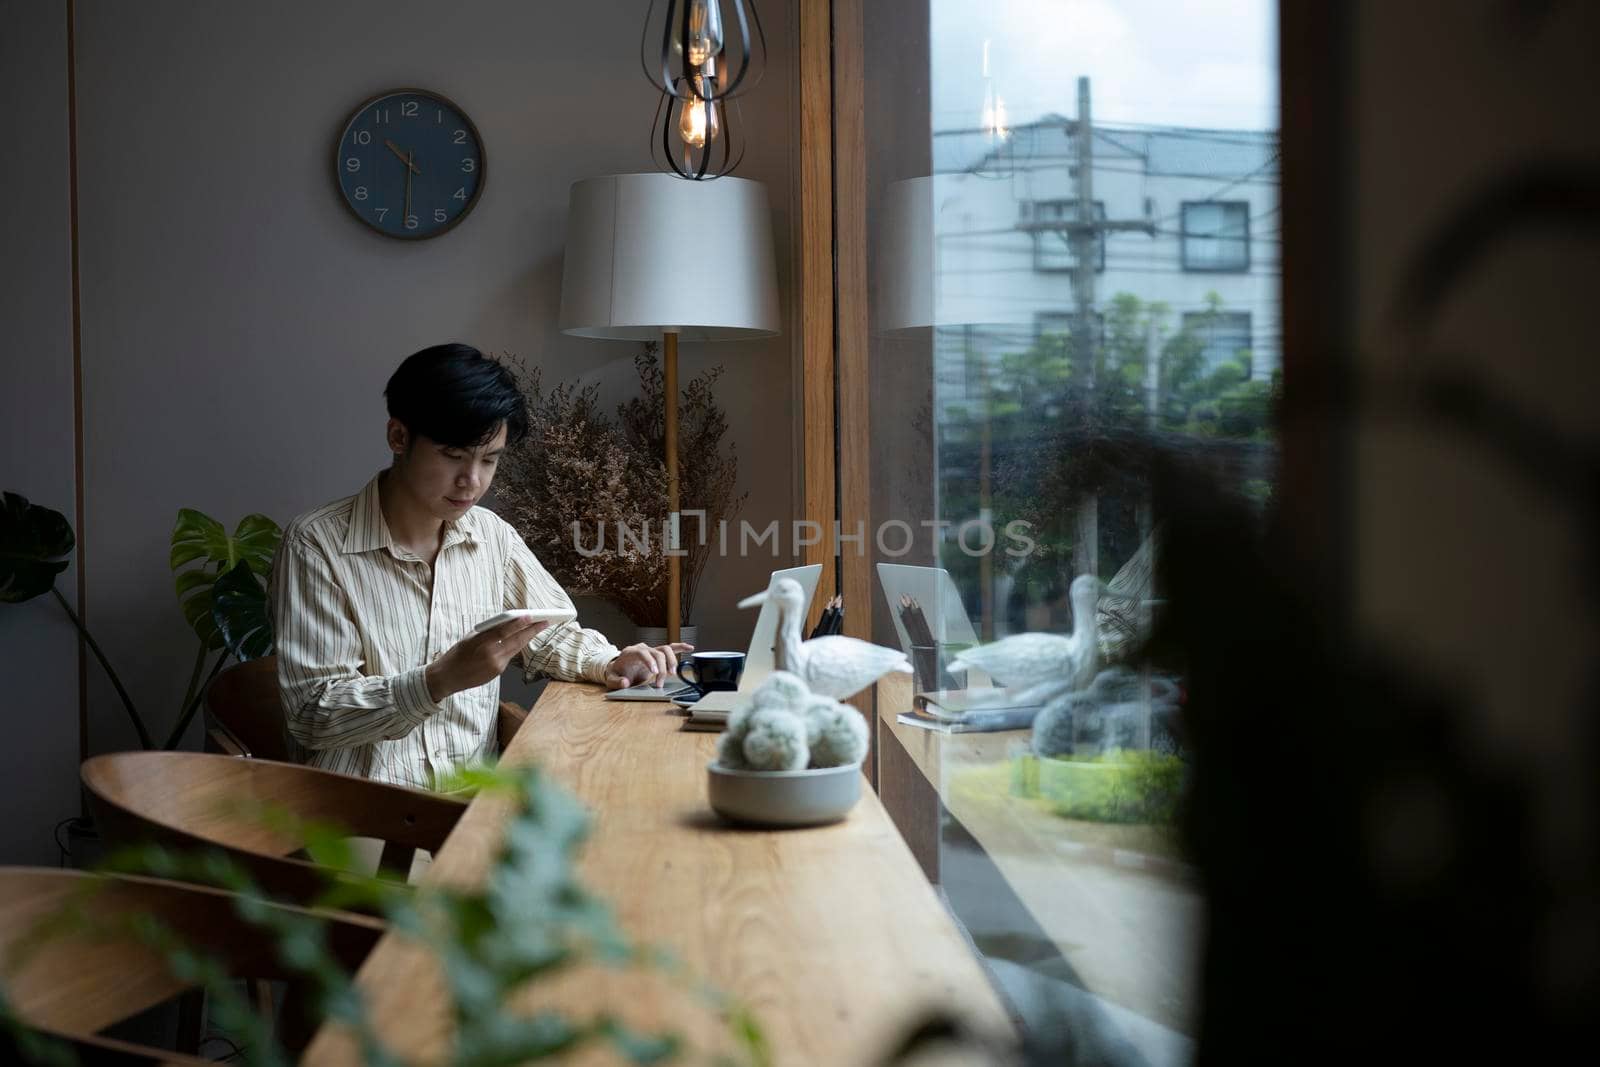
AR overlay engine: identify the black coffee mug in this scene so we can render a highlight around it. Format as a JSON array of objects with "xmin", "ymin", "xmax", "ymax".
[{"xmin": 677, "ymin": 651, "xmax": 746, "ymax": 693}]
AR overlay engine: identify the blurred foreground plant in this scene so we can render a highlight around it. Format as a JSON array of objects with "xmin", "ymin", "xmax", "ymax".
[{"xmin": 1, "ymin": 762, "xmax": 768, "ymax": 1067}]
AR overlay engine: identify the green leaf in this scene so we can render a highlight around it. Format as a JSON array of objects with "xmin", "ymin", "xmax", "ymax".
[
  {"xmin": 180, "ymin": 568, "xmax": 223, "ymax": 650},
  {"xmin": 169, "ymin": 508, "xmax": 228, "ymax": 571},
  {"xmin": 213, "ymin": 560, "xmax": 274, "ymax": 660},
  {"xmin": 597, "ymin": 1016, "xmax": 681, "ymax": 1064},
  {"xmin": 171, "ymin": 510, "xmax": 281, "ymax": 647},
  {"xmin": 453, "ymin": 1011, "xmax": 581, "ymax": 1066},
  {"xmin": 231, "ymin": 513, "xmax": 281, "ymax": 575},
  {"xmin": 730, "ymin": 1004, "xmax": 772, "ymax": 1067},
  {"xmin": 0, "ymin": 492, "xmax": 75, "ymax": 604}
]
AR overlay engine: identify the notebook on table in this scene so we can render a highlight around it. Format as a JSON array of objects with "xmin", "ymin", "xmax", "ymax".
[{"xmin": 604, "ymin": 679, "xmax": 696, "ymax": 702}]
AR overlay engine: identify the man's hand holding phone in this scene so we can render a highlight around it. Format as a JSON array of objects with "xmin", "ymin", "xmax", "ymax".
[{"xmin": 425, "ymin": 616, "xmax": 549, "ymax": 703}]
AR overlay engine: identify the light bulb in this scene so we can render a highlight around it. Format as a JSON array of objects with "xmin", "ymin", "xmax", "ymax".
[
  {"xmin": 982, "ymin": 84, "xmax": 1010, "ymax": 141},
  {"xmin": 979, "ymin": 40, "xmax": 1009, "ymax": 141},
  {"xmin": 679, "ymin": 95, "xmax": 721, "ymax": 146},
  {"xmin": 686, "ymin": 0, "xmax": 724, "ymax": 67}
]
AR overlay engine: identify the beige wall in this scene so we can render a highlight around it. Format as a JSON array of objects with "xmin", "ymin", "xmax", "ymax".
[{"xmin": 2, "ymin": 0, "xmax": 800, "ymax": 859}]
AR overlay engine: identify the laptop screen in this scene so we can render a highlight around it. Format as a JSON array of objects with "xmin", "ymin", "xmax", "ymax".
[{"xmin": 738, "ymin": 563, "xmax": 823, "ymax": 691}]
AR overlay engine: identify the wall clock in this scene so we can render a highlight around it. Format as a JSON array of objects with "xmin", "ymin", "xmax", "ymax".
[{"xmin": 334, "ymin": 88, "xmax": 485, "ymax": 240}]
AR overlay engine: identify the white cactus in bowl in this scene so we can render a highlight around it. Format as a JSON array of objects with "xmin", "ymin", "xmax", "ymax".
[{"xmin": 713, "ymin": 669, "xmax": 868, "ymax": 771}]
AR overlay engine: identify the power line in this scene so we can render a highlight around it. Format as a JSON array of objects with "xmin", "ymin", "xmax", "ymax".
[
  {"xmin": 936, "ymin": 158, "xmax": 1281, "ymax": 185},
  {"xmin": 933, "ymin": 120, "xmax": 1278, "ymax": 149}
]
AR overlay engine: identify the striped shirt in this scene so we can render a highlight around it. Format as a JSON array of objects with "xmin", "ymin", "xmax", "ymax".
[{"xmin": 269, "ymin": 472, "xmax": 620, "ymax": 789}]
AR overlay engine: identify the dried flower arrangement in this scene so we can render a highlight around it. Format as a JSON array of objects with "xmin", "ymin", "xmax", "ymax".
[{"xmin": 494, "ymin": 343, "xmax": 747, "ymax": 628}]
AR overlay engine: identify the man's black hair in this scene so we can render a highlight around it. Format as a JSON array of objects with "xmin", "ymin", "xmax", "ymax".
[{"xmin": 384, "ymin": 343, "xmax": 528, "ymax": 449}]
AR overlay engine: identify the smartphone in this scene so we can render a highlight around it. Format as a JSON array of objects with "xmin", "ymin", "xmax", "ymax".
[{"xmin": 471, "ymin": 607, "xmax": 577, "ymax": 634}]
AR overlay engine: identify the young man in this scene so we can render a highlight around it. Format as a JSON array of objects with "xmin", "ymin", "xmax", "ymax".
[{"xmin": 270, "ymin": 344, "xmax": 690, "ymax": 789}]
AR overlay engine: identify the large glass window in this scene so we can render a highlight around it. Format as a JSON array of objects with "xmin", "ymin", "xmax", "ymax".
[
  {"xmin": 1182, "ymin": 308, "xmax": 1253, "ymax": 372},
  {"xmin": 1024, "ymin": 199, "xmax": 1107, "ymax": 272},
  {"xmin": 1180, "ymin": 201, "xmax": 1251, "ymax": 271},
  {"xmin": 864, "ymin": 2, "xmax": 1280, "ymax": 1063}
]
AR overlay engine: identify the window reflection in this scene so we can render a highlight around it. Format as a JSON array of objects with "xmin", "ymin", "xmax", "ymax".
[{"xmin": 867, "ymin": 2, "xmax": 1279, "ymax": 1063}]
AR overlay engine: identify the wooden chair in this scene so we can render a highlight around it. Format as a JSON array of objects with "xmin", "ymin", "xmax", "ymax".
[
  {"xmin": 497, "ymin": 699, "xmax": 529, "ymax": 751},
  {"xmin": 205, "ymin": 656, "xmax": 530, "ymax": 758},
  {"xmin": 81, "ymin": 752, "xmax": 468, "ymax": 909},
  {"xmin": 0, "ymin": 867, "xmax": 382, "ymax": 1062},
  {"xmin": 203, "ymin": 656, "xmax": 288, "ymax": 761}
]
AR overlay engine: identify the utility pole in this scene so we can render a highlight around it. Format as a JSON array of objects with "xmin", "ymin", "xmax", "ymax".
[
  {"xmin": 1017, "ymin": 76, "xmax": 1156, "ymax": 583},
  {"xmin": 1070, "ymin": 77, "xmax": 1100, "ymax": 581}
]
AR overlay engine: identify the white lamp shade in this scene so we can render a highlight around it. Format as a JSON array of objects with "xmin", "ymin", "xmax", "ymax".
[
  {"xmin": 560, "ymin": 173, "xmax": 780, "ymax": 341},
  {"xmin": 877, "ymin": 174, "xmax": 1035, "ymax": 331}
]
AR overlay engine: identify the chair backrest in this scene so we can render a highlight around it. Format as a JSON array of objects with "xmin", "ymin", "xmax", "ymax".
[
  {"xmin": 81, "ymin": 752, "xmax": 467, "ymax": 907},
  {"xmin": 0, "ymin": 866, "xmax": 381, "ymax": 1062},
  {"xmin": 204, "ymin": 655, "xmax": 289, "ymax": 761}
]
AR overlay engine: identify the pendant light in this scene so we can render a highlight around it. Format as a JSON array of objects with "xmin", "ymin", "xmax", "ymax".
[{"xmin": 640, "ymin": 0, "xmax": 767, "ymax": 180}]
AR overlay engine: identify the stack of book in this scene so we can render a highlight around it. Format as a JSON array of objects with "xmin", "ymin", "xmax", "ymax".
[{"xmin": 681, "ymin": 706, "xmax": 731, "ymax": 732}]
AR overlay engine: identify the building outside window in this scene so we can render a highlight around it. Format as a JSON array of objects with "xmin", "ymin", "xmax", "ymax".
[
  {"xmin": 1181, "ymin": 200, "xmax": 1250, "ymax": 271},
  {"xmin": 864, "ymin": 2, "xmax": 1280, "ymax": 1060},
  {"xmin": 1034, "ymin": 310, "xmax": 1106, "ymax": 346},
  {"xmin": 1023, "ymin": 199, "xmax": 1106, "ymax": 272},
  {"xmin": 1182, "ymin": 309, "xmax": 1253, "ymax": 371}
]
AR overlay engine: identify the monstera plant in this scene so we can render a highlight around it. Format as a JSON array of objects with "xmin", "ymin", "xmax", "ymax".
[
  {"xmin": 1, "ymin": 491, "xmax": 280, "ymax": 751},
  {"xmin": 166, "ymin": 508, "xmax": 281, "ymax": 746}
]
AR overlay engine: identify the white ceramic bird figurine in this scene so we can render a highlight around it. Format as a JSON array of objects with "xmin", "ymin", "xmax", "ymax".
[
  {"xmin": 738, "ymin": 578, "xmax": 912, "ymax": 701},
  {"xmin": 949, "ymin": 575, "xmax": 1141, "ymax": 699}
]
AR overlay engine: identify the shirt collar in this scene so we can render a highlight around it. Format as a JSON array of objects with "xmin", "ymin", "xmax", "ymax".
[{"xmin": 341, "ymin": 472, "xmax": 480, "ymax": 557}]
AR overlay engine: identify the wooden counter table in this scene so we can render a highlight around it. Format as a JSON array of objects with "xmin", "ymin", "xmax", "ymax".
[{"xmin": 301, "ymin": 682, "xmax": 1013, "ymax": 1066}]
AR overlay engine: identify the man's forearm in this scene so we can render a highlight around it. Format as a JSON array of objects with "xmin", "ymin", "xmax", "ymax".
[
  {"xmin": 524, "ymin": 620, "xmax": 620, "ymax": 684},
  {"xmin": 284, "ymin": 666, "xmax": 440, "ymax": 750}
]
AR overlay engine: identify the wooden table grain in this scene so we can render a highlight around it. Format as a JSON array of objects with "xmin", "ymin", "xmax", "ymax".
[{"xmin": 301, "ymin": 682, "xmax": 1012, "ymax": 1066}]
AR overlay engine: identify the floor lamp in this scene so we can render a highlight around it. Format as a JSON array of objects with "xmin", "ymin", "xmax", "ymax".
[{"xmin": 559, "ymin": 173, "xmax": 780, "ymax": 643}]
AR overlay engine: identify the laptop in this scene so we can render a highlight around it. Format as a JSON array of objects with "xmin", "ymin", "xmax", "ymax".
[
  {"xmin": 875, "ymin": 562, "xmax": 989, "ymax": 688},
  {"xmin": 604, "ymin": 563, "xmax": 824, "ymax": 703},
  {"xmin": 675, "ymin": 563, "xmax": 824, "ymax": 714}
]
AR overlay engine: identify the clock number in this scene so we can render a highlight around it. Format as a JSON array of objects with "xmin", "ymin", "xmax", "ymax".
[
  {"xmin": 374, "ymin": 108, "xmax": 389, "ymax": 124},
  {"xmin": 436, "ymin": 109, "xmax": 443, "ymax": 124},
  {"xmin": 461, "ymin": 158, "xmax": 475, "ymax": 173},
  {"xmin": 453, "ymin": 187, "xmax": 467, "ymax": 201},
  {"xmin": 345, "ymin": 157, "xmax": 360, "ymax": 172},
  {"xmin": 375, "ymin": 207, "xmax": 388, "ymax": 221},
  {"xmin": 401, "ymin": 101, "xmax": 418, "ymax": 117},
  {"xmin": 405, "ymin": 214, "xmax": 419, "ymax": 230},
  {"xmin": 453, "ymin": 129, "xmax": 467, "ymax": 144},
  {"xmin": 352, "ymin": 130, "xmax": 371, "ymax": 145},
  {"xmin": 433, "ymin": 208, "xmax": 448, "ymax": 223},
  {"xmin": 353, "ymin": 186, "xmax": 368, "ymax": 201}
]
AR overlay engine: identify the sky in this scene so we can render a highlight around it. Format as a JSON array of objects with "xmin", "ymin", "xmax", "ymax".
[{"xmin": 930, "ymin": 0, "xmax": 1279, "ymax": 133}]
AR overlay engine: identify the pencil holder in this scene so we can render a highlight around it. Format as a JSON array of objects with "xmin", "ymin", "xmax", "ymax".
[{"xmin": 909, "ymin": 644, "xmax": 941, "ymax": 692}]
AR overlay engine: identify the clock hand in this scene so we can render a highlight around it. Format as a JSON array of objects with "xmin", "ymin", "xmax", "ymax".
[
  {"xmin": 385, "ymin": 138, "xmax": 421, "ymax": 174},
  {"xmin": 404, "ymin": 150, "xmax": 414, "ymax": 223}
]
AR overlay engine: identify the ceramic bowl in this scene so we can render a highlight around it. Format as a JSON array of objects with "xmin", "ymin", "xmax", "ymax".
[{"xmin": 706, "ymin": 760, "xmax": 863, "ymax": 828}]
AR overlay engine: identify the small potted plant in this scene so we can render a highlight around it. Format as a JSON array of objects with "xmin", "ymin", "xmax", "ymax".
[{"xmin": 706, "ymin": 671, "xmax": 871, "ymax": 828}]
